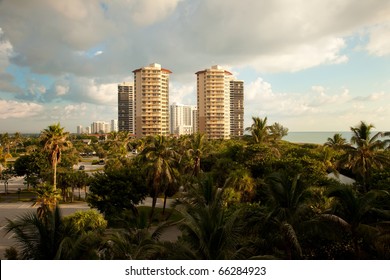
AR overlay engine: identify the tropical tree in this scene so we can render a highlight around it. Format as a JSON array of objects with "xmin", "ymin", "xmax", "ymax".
[
  {"xmin": 340, "ymin": 121, "xmax": 390, "ymax": 191},
  {"xmin": 322, "ymin": 186, "xmax": 390, "ymax": 258},
  {"xmin": 107, "ymin": 131, "xmax": 133, "ymax": 158},
  {"xmin": 40, "ymin": 123, "xmax": 72, "ymax": 192},
  {"xmin": 245, "ymin": 117, "xmax": 270, "ymax": 144},
  {"xmin": 269, "ymin": 122, "xmax": 289, "ymax": 141},
  {"xmin": 324, "ymin": 133, "xmax": 347, "ymax": 149},
  {"xmin": 0, "ymin": 133, "xmax": 11, "ymax": 154},
  {"xmin": 186, "ymin": 133, "xmax": 207, "ymax": 177},
  {"xmin": 88, "ymin": 164, "xmax": 148, "ymax": 225},
  {"xmin": 5, "ymin": 207, "xmax": 108, "ymax": 259},
  {"xmin": 263, "ymin": 171, "xmax": 314, "ymax": 259},
  {"xmin": 173, "ymin": 175, "xmax": 247, "ymax": 259},
  {"xmin": 12, "ymin": 132, "xmax": 24, "ymax": 154},
  {"xmin": 139, "ymin": 135, "xmax": 179, "ymax": 223},
  {"xmin": 223, "ymin": 167, "xmax": 256, "ymax": 204}
]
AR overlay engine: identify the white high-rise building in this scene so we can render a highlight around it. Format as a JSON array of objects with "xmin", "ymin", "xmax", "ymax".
[
  {"xmin": 91, "ymin": 121, "xmax": 110, "ymax": 134},
  {"xmin": 170, "ymin": 103, "xmax": 197, "ymax": 135},
  {"xmin": 111, "ymin": 119, "xmax": 118, "ymax": 132},
  {"xmin": 77, "ymin": 125, "xmax": 83, "ymax": 134}
]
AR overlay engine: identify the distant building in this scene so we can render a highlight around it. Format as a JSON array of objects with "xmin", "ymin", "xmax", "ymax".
[
  {"xmin": 170, "ymin": 103, "xmax": 197, "ymax": 135},
  {"xmin": 77, "ymin": 125, "xmax": 83, "ymax": 134},
  {"xmin": 118, "ymin": 82, "xmax": 135, "ymax": 133},
  {"xmin": 85, "ymin": 126, "xmax": 91, "ymax": 134},
  {"xmin": 91, "ymin": 121, "xmax": 110, "ymax": 134},
  {"xmin": 229, "ymin": 79, "xmax": 244, "ymax": 137},
  {"xmin": 111, "ymin": 119, "xmax": 118, "ymax": 132},
  {"xmin": 196, "ymin": 65, "xmax": 232, "ymax": 139},
  {"xmin": 133, "ymin": 63, "xmax": 171, "ymax": 138}
]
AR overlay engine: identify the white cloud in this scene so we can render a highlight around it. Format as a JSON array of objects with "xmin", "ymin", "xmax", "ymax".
[
  {"xmin": 244, "ymin": 78, "xmax": 369, "ymax": 130},
  {"xmin": 128, "ymin": 0, "xmax": 181, "ymax": 26},
  {"xmin": 0, "ymin": 99, "xmax": 43, "ymax": 119},
  {"xmin": 366, "ymin": 23, "xmax": 390, "ymax": 56},
  {"xmin": 170, "ymin": 83, "xmax": 195, "ymax": 105},
  {"xmin": 247, "ymin": 37, "xmax": 348, "ymax": 73},
  {"xmin": 55, "ymin": 84, "xmax": 69, "ymax": 96}
]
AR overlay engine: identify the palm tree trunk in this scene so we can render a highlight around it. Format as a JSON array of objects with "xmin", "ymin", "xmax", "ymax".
[
  {"xmin": 163, "ymin": 193, "xmax": 168, "ymax": 215},
  {"xmin": 53, "ymin": 161, "xmax": 57, "ymax": 191},
  {"xmin": 149, "ymin": 195, "xmax": 157, "ymax": 225}
]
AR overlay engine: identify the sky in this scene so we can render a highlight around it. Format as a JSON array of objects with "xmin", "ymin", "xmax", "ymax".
[{"xmin": 0, "ymin": 0, "xmax": 390, "ymax": 133}]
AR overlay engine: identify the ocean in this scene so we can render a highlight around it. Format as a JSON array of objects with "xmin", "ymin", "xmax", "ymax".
[{"xmin": 284, "ymin": 132, "xmax": 354, "ymax": 145}]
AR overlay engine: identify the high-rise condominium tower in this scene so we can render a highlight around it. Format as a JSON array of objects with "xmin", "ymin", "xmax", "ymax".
[
  {"xmin": 133, "ymin": 63, "xmax": 172, "ymax": 137},
  {"xmin": 196, "ymin": 65, "xmax": 232, "ymax": 139},
  {"xmin": 230, "ymin": 79, "xmax": 244, "ymax": 137},
  {"xmin": 118, "ymin": 82, "xmax": 135, "ymax": 134},
  {"xmin": 133, "ymin": 63, "xmax": 171, "ymax": 138},
  {"xmin": 170, "ymin": 103, "xmax": 197, "ymax": 135}
]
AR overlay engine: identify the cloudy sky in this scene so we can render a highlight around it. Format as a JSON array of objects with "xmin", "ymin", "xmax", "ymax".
[{"xmin": 0, "ymin": 0, "xmax": 390, "ymax": 133}]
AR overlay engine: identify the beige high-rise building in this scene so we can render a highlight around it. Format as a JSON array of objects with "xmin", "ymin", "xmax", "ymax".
[
  {"xmin": 230, "ymin": 79, "xmax": 244, "ymax": 137},
  {"xmin": 133, "ymin": 63, "xmax": 171, "ymax": 138},
  {"xmin": 118, "ymin": 82, "xmax": 135, "ymax": 134},
  {"xmin": 196, "ymin": 65, "xmax": 232, "ymax": 139}
]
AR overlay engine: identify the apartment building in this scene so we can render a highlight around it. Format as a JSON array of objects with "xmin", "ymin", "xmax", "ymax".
[
  {"xmin": 196, "ymin": 65, "xmax": 232, "ymax": 139},
  {"xmin": 118, "ymin": 82, "xmax": 135, "ymax": 134},
  {"xmin": 133, "ymin": 63, "xmax": 171, "ymax": 138},
  {"xmin": 170, "ymin": 103, "xmax": 197, "ymax": 135},
  {"xmin": 230, "ymin": 79, "xmax": 244, "ymax": 137}
]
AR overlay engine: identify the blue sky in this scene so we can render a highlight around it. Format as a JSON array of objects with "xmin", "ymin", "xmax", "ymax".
[{"xmin": 0, "ymin": 0, "xmax": 390, "ymax": 133}]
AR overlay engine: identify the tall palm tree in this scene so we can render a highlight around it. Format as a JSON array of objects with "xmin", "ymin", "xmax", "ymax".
[
  {"xmin": 40, "ymin": 123, "xmax": 72, "ymax": 191},
  {"xmin": 324, "ymin": 133, "xmax": 347, "ymax": 149},
  {"xmin": 245, "ymin": 116, "xmax": 270, "ymax": 144},
  {"xmin": 340, "ymin": 121, "xmax": 390, "ymax": 191},
  {"xmin": 186, "ymin": 133, "xmax": 206, "ymax": 177},
  {"xmin": 139, "ymin": 135, "xmax": 179, "ymax": 222}
]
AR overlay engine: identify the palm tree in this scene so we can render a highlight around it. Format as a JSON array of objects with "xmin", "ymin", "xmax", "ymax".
[
  {"xmin": 340, "ymin": 121, "xmax": 390, "ymax": 191},
  {"xmin": 5, "ymin": 207, "xmax": 108, "ymax": 259},
  {"xmin": 139, "ymin": 135, "xmax": 179, "ymax": 223},
  {"xmin": 245, "ymin": 117, "xmax": 270, "ymax": 144},
  {"xmin": 40, "ymin": 123, "xmax": 72, "ymax": 191},
  {"xmin": 269, "ymin": 122, "xmax": 289, "ymax": 141},
  {"xmin": 4, "ymin": 207, "xmax": 64, "ymax": 259},
  {"xmin": 223, "ymin": 168, "xmax": 256, "ymax": 204},
  {"xmin": 264, "ymin": 172, "xmax": 314, "ymax": 259},
  {"xmin": 322, "ymin": 186, "xmax": 389, "ymax": 258},
  {"xmin": 0, "ymin": 133, "xmax": 11, "ymax": 154},
  {"xmin": 173, "ymin": 175, "xmax": 246, "ymax": 259},
  {"xmin": 107, "ymin": 131, "xmax": 133, "ymax": 157},
  {"xmin": 324, "ymin": 133, "xmax": 347, "ymax": 149},
  {"xmin": 186, "ymin": 133, "xmax": 206, "ymax": 177},
  {"xmin": 12, "ymin": 132, "xmax": 24, "ymax": 154}
]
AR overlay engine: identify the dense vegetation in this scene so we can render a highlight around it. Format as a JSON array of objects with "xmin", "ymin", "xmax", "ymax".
[{"xmin": 1, "ymin": 119, "xmax": 389, "ymax": 259}]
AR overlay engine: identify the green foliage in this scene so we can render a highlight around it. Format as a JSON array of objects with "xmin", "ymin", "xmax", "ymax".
[
  {"xmin": 63, "ymin": 209, "xmax": 107, "ymax": 233},
  {"xmin": 88, "ymin": 164, "xmax": 148, "ymax": 224}
]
